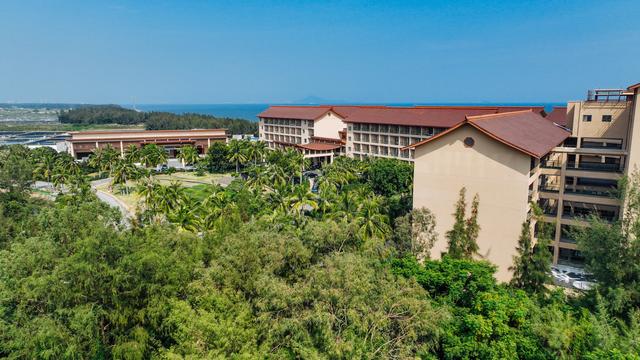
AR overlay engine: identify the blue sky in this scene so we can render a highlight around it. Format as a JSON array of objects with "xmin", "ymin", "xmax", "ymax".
[{"xmin": 1, "ymin": 0, "xmax": 639, "ymax": 104}]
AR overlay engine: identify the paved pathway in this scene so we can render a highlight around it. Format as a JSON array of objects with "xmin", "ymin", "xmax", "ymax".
[{"xmin": 33, "ymin": 179, "xmax": 133, "ymax": 224}]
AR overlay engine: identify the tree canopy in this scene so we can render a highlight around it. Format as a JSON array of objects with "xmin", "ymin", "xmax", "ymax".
[
  {"xmin": 1, "ymin": 143, "xmax": 639, "ymax": 359},
  {"xmin": 59, "ymin": 105, "xmax": 258, "ymax": 134}
]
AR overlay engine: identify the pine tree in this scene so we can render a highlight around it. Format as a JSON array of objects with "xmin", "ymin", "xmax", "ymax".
[
  {"xmin": 464, "ymin": 194, "xmax": 480, "ymax": 257},
  {"xmin": 446, "ymin": 187, "xmax": 467, "ymax": 259},
  {"xmin": 510, "ymin": 221, "xmax": 534, "ymax": 290},
  {"xmin": 510, "ymin": 205, "xmax": 553, "ymax": 294}
]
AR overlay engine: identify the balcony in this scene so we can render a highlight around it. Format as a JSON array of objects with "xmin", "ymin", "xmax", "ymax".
[
  {"xmin": 567, "ymin": 161, "xmax": 622, "ymax": 173},
  {"xmin": 561, "ymin": 210, "xmax": 616, "ymax": 223},
  {"xmin": 541, "ymin": 160, "xmax": 562, "ymax": 169},
  {"xmin": 581, "ymin": 142, "xmax": 623, "ymax": 150},
  {"xmin": 539, "ymin": 185, "xmax": 560, "ymax": 193},
  {"xmin": 563, "ymin": 187, "xmax": 617, "ymax": 198}
]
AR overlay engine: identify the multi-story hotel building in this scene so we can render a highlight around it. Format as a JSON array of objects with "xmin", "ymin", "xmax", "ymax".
[
  {"xmin": 407, "ymin": 82, "xmax": 640, "ymax": 280},
  {"xmin": 258, "ymin": 105, "xmax": 544, "ymax": 164}
]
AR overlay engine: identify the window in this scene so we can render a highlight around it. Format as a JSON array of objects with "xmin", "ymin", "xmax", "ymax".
[
  {"xmin": 348, "ymin": 136, "xmax": 352, "ymax": 141},
  {"xmin": 583, "ymin": 115, "xmax": 592, "ymax": 122},
  {"xmin": 464, "ymin": 137, "xmax": 475, "ymax": 147},
  {"xmin": 602, "ymin": 115, "xmax": 612, "ymax": 122}
]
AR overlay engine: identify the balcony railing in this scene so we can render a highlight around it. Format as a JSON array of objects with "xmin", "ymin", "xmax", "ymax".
[
  {"xmin": 587, "ymin": 89, "xmax": 631, "ymax": 102},
  {"xmin": 563, "ymin": 187, "xmax": 617, "ymax": 198},
  {"xmin": 581, "ymin": 142, "xmax": 623, "ymax": 150},
  {"xmin": 561, "ymin": 212, "xmax": 616, "ymax": 222},
  {"xmin": 567, "ymin": 162, "xmax": 623, "ymax": 173},
  {"xmin": 539, "ymin": 186, "xmax": 560, "ymax": 193},
  {"xmin": 541, "ymin": 160, "xmax": 562, "ymax": 169}
]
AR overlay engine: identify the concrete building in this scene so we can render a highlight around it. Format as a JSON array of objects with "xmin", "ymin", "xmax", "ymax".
[
  {"xmin": 407, "ymin": 82, "xmax": 640, "ymax": 280},
  {"xmin": 258, "ymin": 105, "xmax": 545, "ymax": 163},
  {"xmin": 66, "ymin": 129, "xmax": 228, "ymax": 159}
]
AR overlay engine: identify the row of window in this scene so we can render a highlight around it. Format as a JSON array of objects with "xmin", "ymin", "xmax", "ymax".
[
  {"xmin": 265, "ymin": 134, "xmax": 304, "ymax": 144},
  {"xmin": 351, "ymin": 144, "xmax": 413, "ymax": 158},
  {"xmin": 262, "ymin": 118, "xmax": 314, "ymax": 127},
  {"xmin": 263, "ymin": 125, "xmax": 303, "ymax": 135},
  {"xmin": 351, "ymin": 133, "xmax": 423, "ymax": 146},
  {"xmin": 350, "ymin": 123, "xmax": 441, "ymax": 136},
  {"xmin": 582, "ymin": 114, "xmax": 612, "ymax": 122}
]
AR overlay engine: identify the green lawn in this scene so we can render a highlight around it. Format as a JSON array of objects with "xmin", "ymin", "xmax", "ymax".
[{"xmin": 96, "ymin": 172, "xmax": 233, "ymax": 213}]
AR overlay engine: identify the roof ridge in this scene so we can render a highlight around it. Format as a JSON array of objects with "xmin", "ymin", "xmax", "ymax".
[{"xmin": 466, "ymin": 109, "xmax": 533, "ymax": 121}]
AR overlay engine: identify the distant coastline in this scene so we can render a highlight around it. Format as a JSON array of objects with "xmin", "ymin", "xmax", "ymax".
[
  {"xmin": 122, "ymin": 102, "xmax": 565, "ymax": 122},
  {"xmin": 1, "ymin": 102, "xmax": 566, "ymax": 123}
]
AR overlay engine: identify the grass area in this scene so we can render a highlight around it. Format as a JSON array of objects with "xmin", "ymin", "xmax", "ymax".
[
  {"xmin": 183, "ymin": 184, "xmax": 212, "ymax": 200},
  {"xmin": 94, "ymin": 183, "xmax": 141, "ymax": 212},
  {"xmin": 153, "ymin": 172, "xmax": 231, "ymax": 187},
  {"xmin": 0, "ymin": 122, "xmax": 145, "ymax": 132},
  {"xmin": 95, "ymin": 172, "xmax": 233, "ymax": 213}
]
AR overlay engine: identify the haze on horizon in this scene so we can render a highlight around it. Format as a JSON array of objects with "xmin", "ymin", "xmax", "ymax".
[{"xmin": 1, "ymin": 0, "xmax": 639, "ymax": 105}]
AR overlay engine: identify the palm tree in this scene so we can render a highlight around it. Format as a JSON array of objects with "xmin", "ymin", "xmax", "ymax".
[
  {"xmin": 355, "ymin": 196, "xmax": 390, "ymax": 240},
  {"xmin": 88, "ymin": 144, "xmax": 119, "ymax": 174},
  {"xmin": 140, "ymin": 144, "xmax": 168, "ymax": 168},
  {"xmin": 137, "ymin": 176, "xmax": 161, "ymax": 212},
  {"xmin": 111, "ymin": 159, "xmax": 138, "ymax": 193},
  {"xmin": 177, "ymin": 145, "xmax": 199, "ymax": 166},
  {"xmin": 252, "ymin": 141, "xmax": 268, "ymax": 164},
  {"xmin": 124, "ymin": 144, "xmax": 140, "ymax": 164},
  {"xmin": 34, "ymin": 151, "xmax": 56, "ymax": 182},
  {"xmin": 283, "ymin": 148, "xmax": 309, "ymax": 184},
  {"xmin": 286, "ymin": 182, "xmax": 318, "ymax": 217},
  {"xmin": 227, "ymin": 140, "xmax": 248, "ymax": 173}
]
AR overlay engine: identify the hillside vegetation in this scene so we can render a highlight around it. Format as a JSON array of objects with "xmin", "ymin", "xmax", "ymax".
[
  {"xmin": 59, "ymin": 105, "xmax": 258, "ymax": 134},
  {"xmin": 0, "ymin": 143, "xmax": 639, "ymax": 359}
]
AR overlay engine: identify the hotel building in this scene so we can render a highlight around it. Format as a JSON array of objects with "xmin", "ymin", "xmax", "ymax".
[
  {"xmin": 406, "ymin": 82, "xmax": 640, "ymax": 280},
  {"xmin": 258, "ymin": 105, "xmax": 544, "ymax": 163}
]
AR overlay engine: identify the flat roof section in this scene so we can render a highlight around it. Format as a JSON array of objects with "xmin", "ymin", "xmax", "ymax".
[{"xmin": 68, "ymin": 129, "xmax": 228, "ymax": 142}]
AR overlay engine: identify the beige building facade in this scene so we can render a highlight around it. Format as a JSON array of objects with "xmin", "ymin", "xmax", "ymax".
[
  {"xmin": 258, "ymin": 105, "xmax": 545, "ymax": 163},
  {"xmin": 409, "ymin": 83, "xmax": 640, "ymax": 280}
]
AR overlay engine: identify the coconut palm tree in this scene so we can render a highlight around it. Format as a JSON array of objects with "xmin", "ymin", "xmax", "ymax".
[
  {"xmin": 88, "ymin": 144, "xmax": 119, "ymax": 174},
  {"xmin": 33, "ymin": 151, "xmax": 56, "ymax": 182},
  {"xmin": 286, "ymin": 182, "xmax": 318, "ymax": 217},
  {"xmin": 140, "ymin": 144, "xmax": 168, "ymax": 168},
  {"xmin": 124, "ymin": 144, "xmax": 140, "ymax": 164},
  {"xmin": 355, "ymin": 196, "xmax": 390, "ymax": 240},
  {"xmin": 111, "ymin": 159, "xmax": 138, "ymax": 193},
  {"xmin": 227, "ymin": 140, "xmax": 248, "ymax": 173},
  {"xmin": 177, "ymin": 145, "xmax": 199, "ymax": 166},
  {"xmin": 137, "ymin": 176, "xmax": 161, "ymax": 212},
  {"xmin": 252, "ymin": 141, "xmax": 268, "ymax": 164}
]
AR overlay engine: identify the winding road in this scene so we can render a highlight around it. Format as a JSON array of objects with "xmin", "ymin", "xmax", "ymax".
[{"xmin": 33, "ymin": 179, "xmax": 134, "ymax": 222}]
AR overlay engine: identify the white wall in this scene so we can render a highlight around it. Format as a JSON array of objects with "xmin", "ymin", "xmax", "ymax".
[{"xmin": 314, "ymin": 111, "xmax": 346, "ymax": 139}]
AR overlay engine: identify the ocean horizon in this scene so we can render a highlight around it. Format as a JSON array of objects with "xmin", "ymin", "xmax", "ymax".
[{"xmin": 123, "ymin": 102, "xmax": 565, "ymax": 122}]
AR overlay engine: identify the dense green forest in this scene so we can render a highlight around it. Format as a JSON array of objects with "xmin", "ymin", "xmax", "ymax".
[
  {"xmin": 0, "ymin": 143, "xmax": 639, "ymax": 359},
  {"xmin": 58, "ymin": 105, "xmax": 258, "ymax": 134}
]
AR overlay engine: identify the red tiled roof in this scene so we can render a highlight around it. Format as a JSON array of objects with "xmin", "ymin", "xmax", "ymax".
[
  {"xmin": 259, "ymin": 105, "xmax": 545, "ymax": 128},
  {"xmin": 298, "ymin": 142, "xmax": 342, "ymax": 151},
  {"xmin": 258, "ymin": 106, "xmax": 331, "ymax": 120},
  {"xmin": 405, "ymin": 110, "xmax": 570, "ymax": 158},
  {"xmin": 546, "ymin": 106, "xmax": 568, "ymax": 127},
  {"xmin": 628, "ymin": 82, "xmax": 640, "ymax": 91}
]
